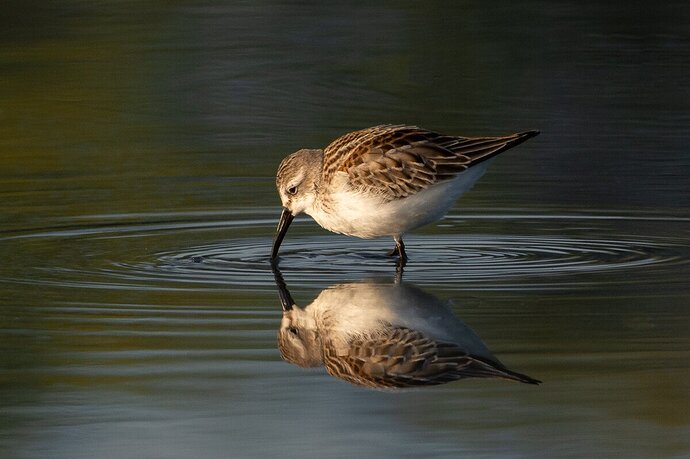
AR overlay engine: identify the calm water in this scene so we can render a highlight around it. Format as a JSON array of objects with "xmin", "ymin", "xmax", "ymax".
[{"xmin": 2, "ymin": 2, "xmax": 689, "ymax": 458}]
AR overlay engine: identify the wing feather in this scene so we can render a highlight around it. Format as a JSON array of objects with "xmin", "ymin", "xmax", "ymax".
[
  {"xmin": 322, "ymin": 125, "xmax": 539, "ymax": 200},
  {"xmin": 323, "ymin": 326, "xmax": 540, "ymax": 388}
]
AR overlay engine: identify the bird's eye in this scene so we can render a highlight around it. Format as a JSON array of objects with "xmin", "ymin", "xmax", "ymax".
[{"xmin": 286, "ymin": 185, "xmax": 297, "ymax": 195}]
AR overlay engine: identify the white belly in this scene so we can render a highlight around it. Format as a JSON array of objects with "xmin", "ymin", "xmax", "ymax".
[{"xmin": 307, "ymin": 162, "xmax": 491, "ymax": 238}]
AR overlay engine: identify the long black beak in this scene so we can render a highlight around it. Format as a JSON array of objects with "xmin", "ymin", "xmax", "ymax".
[
  {"xmin": 271, "ymin": 263, "xmax": 294, "ymax": 311},
  {"xmin": 271, "ymin": 207, "xmax": 294, "ymax": 260}
]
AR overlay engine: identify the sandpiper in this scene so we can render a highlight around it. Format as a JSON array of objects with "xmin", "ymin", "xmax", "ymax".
[
  {"xmin": 273, "ymin": 268, "xmax": 540, "ymax": 388},
  {"xmin": 271, "ymin": 124, "xmax": 539, "ymax": 262}
]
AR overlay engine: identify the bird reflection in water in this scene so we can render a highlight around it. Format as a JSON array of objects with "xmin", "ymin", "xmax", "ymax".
[{"xmin": 273, "ymin": 267, "xmax": 540, "ymax": 388}]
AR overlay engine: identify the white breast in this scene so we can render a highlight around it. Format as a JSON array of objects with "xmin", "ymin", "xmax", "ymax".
[{"xmin": 307, "ymin": 162, "xmax": 491, "ymax": 238}]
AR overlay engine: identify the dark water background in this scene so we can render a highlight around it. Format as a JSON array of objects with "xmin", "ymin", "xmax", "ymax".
[{"xmin": 1, "ymin": 2, "xmax": 689, "ymax": 457}]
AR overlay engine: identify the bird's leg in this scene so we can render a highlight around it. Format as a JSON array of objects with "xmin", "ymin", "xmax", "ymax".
[
  {"xmin": 394, "ymin": 259, "xmax": 405, "ymax": 283},
  {"xmin": 386, "ymin": 236, "xmax": 401, "ymax": 256},
  {"xmin": 387, "ymin": 235, "xmax": 408, "ymax": 264}
]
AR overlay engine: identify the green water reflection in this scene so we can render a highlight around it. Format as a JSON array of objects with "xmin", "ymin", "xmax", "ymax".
[{"xmin": 1, "ymin": 1, "xmax": 689, "ymax": 458}]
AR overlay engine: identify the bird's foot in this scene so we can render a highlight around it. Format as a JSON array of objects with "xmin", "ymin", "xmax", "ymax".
[{"xmin": 387, "ymin": 239, "xmax": 408, "ymax": 267}]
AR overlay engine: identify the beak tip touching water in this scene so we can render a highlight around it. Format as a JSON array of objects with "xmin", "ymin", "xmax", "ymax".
[{"xmin": 271, "ymin": 207, "xmax": 295, "ymax": 260}]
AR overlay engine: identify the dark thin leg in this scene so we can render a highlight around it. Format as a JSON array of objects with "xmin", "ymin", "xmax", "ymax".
[
  {"xmin": 387, "ymin": 235, "xmax": 408, "ymax": 264},
  {"xmin": 394, "ymin": 258, "xmax": 405, "ymax": 283}
]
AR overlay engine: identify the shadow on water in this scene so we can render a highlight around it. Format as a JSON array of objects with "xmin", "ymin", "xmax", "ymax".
[{"xmin": 271, "ymin": 265, "xmax": 541, "ymax": 388}]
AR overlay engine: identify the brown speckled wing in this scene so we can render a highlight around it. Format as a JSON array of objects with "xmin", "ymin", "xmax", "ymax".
[
  {"xmin": 322, "ymin": 125, "xmax": 539, "ymax": 200},
  {"xmin": 322, "ymin": 326, "xmax": 539, "ymax": 388}
]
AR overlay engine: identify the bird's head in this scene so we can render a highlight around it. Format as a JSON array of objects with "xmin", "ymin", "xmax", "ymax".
[
  {"xmin": 272, "ymin": 149, "xmax": 323, "ymax": 259},
  {"xmin": 277, "ymin": 308, "xmax": 323, "ymax": 368}
]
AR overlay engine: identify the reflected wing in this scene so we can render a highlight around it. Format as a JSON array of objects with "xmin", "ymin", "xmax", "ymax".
[
  {"xmin": 322, "ymin": 125, "xmax": 539, "ymax": 200},
  {"xmin": 323, "ymin": 326, "xmax": 540, "ymax": 388}
]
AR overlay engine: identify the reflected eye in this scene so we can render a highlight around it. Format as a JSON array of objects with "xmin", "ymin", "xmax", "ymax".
[{"xmin": 286, "ymin": 185, "xmax": 297, "ymax": 195}]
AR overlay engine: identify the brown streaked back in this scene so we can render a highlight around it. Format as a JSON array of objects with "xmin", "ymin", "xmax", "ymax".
[{"xmin": 321, "ymin": 125, "xmax": 539, "ymax": 200}]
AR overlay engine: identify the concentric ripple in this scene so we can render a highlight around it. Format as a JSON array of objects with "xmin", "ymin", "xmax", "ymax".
[
  {"xmin": 141, "ymin": 233, "xmax": 687, "ymax": 289},
  {"xmin": 1, "ymin": 210, "xmax": 689, "ymax": 291}
]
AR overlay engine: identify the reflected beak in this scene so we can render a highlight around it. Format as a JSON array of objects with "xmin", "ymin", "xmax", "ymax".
[
  {"xmin": 278, "ymin": 281, "xmax": 294, "ymax": 311},
  {"xmin": 271, "ymin": 207, "xmax": 294, "ymax": 260},
  {"xmin": 271, "ymin": 259, "xmax": 294, "ymax": 311}
]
